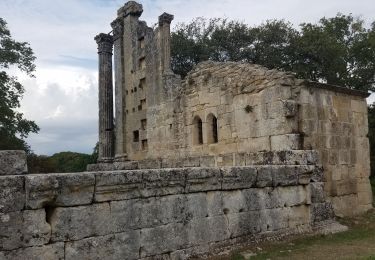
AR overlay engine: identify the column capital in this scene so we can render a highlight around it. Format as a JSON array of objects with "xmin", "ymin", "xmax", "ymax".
[
  {"xmin": 118, "ymin": 1, "xmax": 143, "ymax": 18},
  {"xmin": 94, "ymin": 33, "xmax": 113, "ymax": 54},
  {"xmin": 111, "ymin": 18, "xmax": 124, "ymax": 41},
  {"xmin": 158, "ymin": 12, "xmax": 174, "ymax": 26}
]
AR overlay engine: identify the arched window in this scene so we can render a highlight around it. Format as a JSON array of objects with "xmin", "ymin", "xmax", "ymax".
[
  {"xmin": 207, "ymin": 113, "xmax": 218, "ymax": 144},
  {"xmin": 193, "ymin": 116, "xmax": 203, "ymax": 145}
]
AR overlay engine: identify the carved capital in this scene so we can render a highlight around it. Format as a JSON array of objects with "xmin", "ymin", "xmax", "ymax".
[
  {"xmin": 111, "ymin": 18, "xmax": 124, "ymax": 41},
  {"xmin": 118, "ymin": 1, "xmax": 143, "ymax": 18},
  {"xmin": 158, "ymin": 12, "xmax": 174, "ymax": 26},
  {"xmin": 95, "ymin": 33, "xmax": 113, "ymax": 54}
]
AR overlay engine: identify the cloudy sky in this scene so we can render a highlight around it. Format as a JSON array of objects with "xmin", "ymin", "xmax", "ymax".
[{"xmin": 0, "ymin": 0, "xmax": 374, "ymax": 155}]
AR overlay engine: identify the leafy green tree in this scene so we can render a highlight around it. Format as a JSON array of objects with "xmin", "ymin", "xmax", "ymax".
[
  {"xmin": 0, "ymin": 17, "xmax": 39, "ymax": 152},
  {"xmin": 291, "ymin": 14, "xmax": 375, "ymax": 91},
  {"xmin": 171, "ymin": 14, "xmax": 375, "ymax": 92},
  {"xmin": 28, "ymin": 151, "xmax": 96, "ymax": 173}
]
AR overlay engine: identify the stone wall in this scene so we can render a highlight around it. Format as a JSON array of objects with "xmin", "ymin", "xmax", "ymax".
[
  {"xmin": 0, "ymin": 150, "xmax": 346, "ymax": 259},
  {"xmin": 297, "ymin": 82, "xmax": 372, "ymax": 216}
]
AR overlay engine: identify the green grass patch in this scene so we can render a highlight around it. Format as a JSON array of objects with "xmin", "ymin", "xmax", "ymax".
[{"xmin": 228, "ymin": 209, "xmax": 375, "ymax": 260}]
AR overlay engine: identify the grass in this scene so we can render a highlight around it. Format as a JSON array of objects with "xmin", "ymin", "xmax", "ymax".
[
  {"xmin": 224, "ymin": 209, "xmax": 375, "ymax": 260},
  {"xmin": 210, "ymin": 178, "xmax": 375, "ymax": 260}
]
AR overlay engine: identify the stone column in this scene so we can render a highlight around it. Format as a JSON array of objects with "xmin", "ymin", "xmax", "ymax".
[
  {"xmin": 95, "ymin": 33, "xmax": 114, "ymax": 162},
  {"xmin": 158, "ymin": 12, "xmax": 174, "ymax": 74},
  {"xmin": 111, "ymin": 18, "xmax": 127, "ymax": 161}
]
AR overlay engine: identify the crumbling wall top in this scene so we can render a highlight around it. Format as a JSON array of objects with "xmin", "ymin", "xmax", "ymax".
[{"xmin": 117, "ymin": 1, "xmax": 143, "ymax": 17}]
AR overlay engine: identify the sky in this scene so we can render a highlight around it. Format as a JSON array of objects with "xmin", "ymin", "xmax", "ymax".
[{"xmin": 0, "ymin": 0, "xmax": 374, "ymax": 155}]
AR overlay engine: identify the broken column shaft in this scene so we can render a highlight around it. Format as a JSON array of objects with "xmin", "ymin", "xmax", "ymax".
[{"xmin": 95, "ymin": 33, "xmax": 114, "ymax": 162}]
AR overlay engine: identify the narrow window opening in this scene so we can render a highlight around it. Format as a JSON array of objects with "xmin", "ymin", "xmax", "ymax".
[
  {"xmin": 139, "ymin": 78, "xmax": 146, "ymax": 90},
  {"xmin": 207, "ymin": 114, "xmax": 218, "ymax": 144},
  {"xmin": 133, "ymin": 130, "xmax": 139, "ymax": 142},
  {"xmin": 213, "ymin": 116, "xmax": 218, "ymax": 143},
  {"xmin": 193, "ymin": 116, "xmax": 203, "ymax": 145},
  {"xmin": 142, "ymin": 139, "xmax": 148, "ymax": 150}
]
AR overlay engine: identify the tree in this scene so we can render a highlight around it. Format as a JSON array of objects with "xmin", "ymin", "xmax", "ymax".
[
  {"xmin": 291, "ymin": 14, "xmax": 375, "ymax": 91},
  {"xmin": 171, "ymin": 14, "xmax": 375, "ymax": 92},
  {"xmin": 0, "ymin": 17, "xmax": 39, "ymax": 152}
]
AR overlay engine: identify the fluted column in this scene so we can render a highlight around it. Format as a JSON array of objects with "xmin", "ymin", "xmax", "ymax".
[
  {"xmin": 111, "ymin": 18, "xmax": 127, "ymax": 161},
  {"xmin": 95, "ymin": 33, "xmax": 114, "ymax": 162},
  {"xmin": 158, "ymin": 12, "xmax": 174, "ymax": 74}
]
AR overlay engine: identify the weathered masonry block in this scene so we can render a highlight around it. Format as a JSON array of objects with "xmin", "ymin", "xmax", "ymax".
[
  {"xmin": 0, "ymin": 150, "xmax": 347, "ymax": 259},
  {"xmin": 91, "ymin": 0, "xmax": 372, "ymax": 217}
]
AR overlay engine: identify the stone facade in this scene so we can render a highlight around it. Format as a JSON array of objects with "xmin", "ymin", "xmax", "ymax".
[
  {"xmin": 93, "ymin": 1, "xmax": 373, "ymax": 217},
  {"xmin": 0, "ymin": 150, "xmax": 347, "ymax": 259}
]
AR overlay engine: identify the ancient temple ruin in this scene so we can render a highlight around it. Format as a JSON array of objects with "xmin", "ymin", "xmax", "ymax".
[
  {"xmin": 93, "ymin": 1, "xmax": 372, "ymax": 217},
  {"xmin": 1, "ymin": 1, "xmax": 371, "ymax": 259}
]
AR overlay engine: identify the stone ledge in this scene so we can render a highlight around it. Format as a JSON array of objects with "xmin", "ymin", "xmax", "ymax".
[
  {"xmin": 87, "ymin": 150, "xmax": 319, "ymax": 171},
  {"xmin": 0, "ymin": 150, "xmax": 27, "ymax": 176}
]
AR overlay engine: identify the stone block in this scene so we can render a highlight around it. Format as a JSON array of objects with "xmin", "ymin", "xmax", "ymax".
[
  {"xmin": 270, "ymin": 134, "xmax": 300, "ymax": 151},
  {"xmin": 185, "ymin": 168, "xmax": 221, "ymax": 192},
  {"xmin": 272, "ymin": 166, "xmax": 298, "ymax": 187},
  {"xmin": 351, "ymin": 99, "xmax": 367, "ymax": 113},
  {"xmin": 113, "ymin": 195, "xmax": 188, "ymax": 231},
  {"xmin": 242, "ymin": 188, "xmax": 279, "ymax": 211},
  {"xmin": 0, "ymin": 150, "xmax": 27, "ymax": 175},
  {"xmin": 25, "ymin": 172, "xmax": 95, "ymax": 209},
  {"xmin": 277, "ymin": 185, "xmax": 311, "ymax": 207},
  {"xmin": 50, "ymin": 203, "xmax": 112, "ymax": 242},
  {"xmin": 311, "ymin": 166, "xmax": 324, "ymax": 182},
  {"xmin": 185, "ymin": 193, "xmax": 209, "ymax": 219},
  {"xmin": 110, "ymin": 199, "xmax": 142, "ymax": 231},
  {"xmin": 182, "ymin": 156, "xmax": 200, "ymax": 167},
  {"xmin": 200, "ymin": 156, "xmax": 216, "ymax": 167},
  {"xmin": 65, "ymin": 231, "xmax": 140, "ymax": 260},
  {"xmin": 331, "ymin": 179, "xmax": 357, "ymax": 196},
  {"xmin": 221, "ymin": 190, "xmax": 245, "ymax": 214},
  {"xmin": 256, "ymin": 166, "xmax": 273, "ymax": 187},
  {"xmin": 206, "ymin": 191, "xmax": 224, "ymax": 216},
  {"xmin": 227, "ymin": 211, "xmax": 262, "ymax": 238},
  {"xmin": 259, "ymin": 208, "xmax": 289, "ymax": 232},
  {"xmin": 310, "ymin": 182, "xmax": 325, "ymax": 203},
  {"xmin": 311, "ymin": 202, "xmax": 334, "ymax": 223},
  {"xmin": 0, "ymin": 175, "xmax": 24, "ymax": 213},
  {"xmin": 0, "ymin": 209, "xmax": 50, "ymax": 250},
  {"xmin": 331, "ymin": 194, "xmax": 359, "ymax": 217},
  {"xmin": 283, "ymin": 100, "xmax": 297, "ymax": 117},
  {"xmin": 142, "ymin": 168, "xmax": 186, "ymax": 197},
  {"xmin": 357, "ymin": 191, "xmax": 373, "ymax": 206},
  {"xmin": 287, "ymin": 205, "xmax": 310, "ymax": 227},
  {"xmin": 138, "ymin": 159, "xmax": 162, "ymax": 169},
  {"xmin": 140, "ymin": 223, "xmax": 187, "ymax": 257},
  {"xmin": 186, "ymin": 215, "xmax": 230, "ymax": 247},
  {"xmin": 0, "ymin": 243, "xmax": 64, "ymax": 260},
  {"xmin": 95, "ymin": 170, "xmax": 143, "ymax": 202},
  {"xmin": 221, "ymin": 167, "xmax": 257, "ymax": 190}
]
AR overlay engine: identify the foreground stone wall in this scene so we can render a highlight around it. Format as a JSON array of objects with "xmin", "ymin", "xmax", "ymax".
[
  {"xmin": 297, "ymin": 83, "xmax": 372, "ymax": 216},
  {"xmin": 1, "ymin": 150, "xmax": 344, "ymax": 259}
]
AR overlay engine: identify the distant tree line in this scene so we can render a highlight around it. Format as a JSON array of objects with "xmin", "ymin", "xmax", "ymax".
[{"xmin": 28, "ymin": 146, "xmax": 98, "ymax": 173}]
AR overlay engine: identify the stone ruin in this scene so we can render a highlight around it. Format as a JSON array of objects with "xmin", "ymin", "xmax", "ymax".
[{"xmin": 0, "ymin": 1, "xmax": 372, "ymax": 259}]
